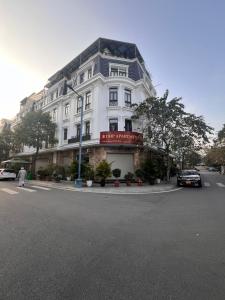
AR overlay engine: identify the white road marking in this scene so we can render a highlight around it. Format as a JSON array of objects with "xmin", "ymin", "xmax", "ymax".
[
  {"xmin": 0, "ymin": 188, "xmax": 19, "ymax": 195},
  {"xmin": 16, "ymin": 187, "xmax": 36, "ymax": 192},
  {"xmin": 204, "ymin": 182, "xmax": 210, "ymax": 187},
  {"xmin": 31, "ymin": 185, "xmax": 51, "ymax": 191},
  {"xmin": 216, "ymin": 183, "xmax": 225, "ymax": 187}
]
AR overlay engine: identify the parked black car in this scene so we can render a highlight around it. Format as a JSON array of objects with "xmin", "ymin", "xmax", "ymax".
[{"xmin": 177, "ymin": 169, "xmax": 202, "ymax": 187}]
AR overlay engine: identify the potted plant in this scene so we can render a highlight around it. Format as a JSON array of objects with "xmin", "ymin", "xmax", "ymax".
[
  {"xmin": 84, "ymin": 164, "xmax": 95, "ymax": 187},
  {"xmin": 124, "ymin": 172, "xmax": 134, "ymax": 186},
  {"xmin": 112, "ymin": 168, "xmax": 121, "ymax": 187},
  {"xmin": 135, "ymin": 169, "xmax": 144, "ymax": 186},
  {"xmin": 37, "ymin": 167, "xmax": 45, "ymax": 180},
  {"xmin": 65, "ymin": 165, "xmax": 72, "ymax": 181},
  {"xmin": 51, "ymin": 165, "xmax": 65, "ymax": 182},
  {"xmin": 95, "ymin": 160, "xmax": 112, "ymax": 187},
  {"xmin": 70, "ymin": 160, "xmax": 85, "ymax": 181}
]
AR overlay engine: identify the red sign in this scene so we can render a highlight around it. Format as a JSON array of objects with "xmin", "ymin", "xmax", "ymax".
[{"xmin": 100, "ymin": 131, "xmax": 143, "ymax": 145}]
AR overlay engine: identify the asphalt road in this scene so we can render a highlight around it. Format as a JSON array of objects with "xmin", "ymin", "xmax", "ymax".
[{"xmin": 0, "ymin": 171, "xmax": 225, "ymax": 300}]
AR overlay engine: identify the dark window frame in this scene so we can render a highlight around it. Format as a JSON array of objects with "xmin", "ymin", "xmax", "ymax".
[
  {"xmin": 109, "ymin": 87, "xmax": 118, "ymax": 106},
  {"xmin": 87, "ymin": 68, "xmax": 92, "ymax": 79},
  {"xmin": 85, "ymin": 121, "xmax": 90, "ymax": 136},
  {"xmin": 76, "ymin": 124, "xmax": 81, "ymax": 138},
  {"xmin": 80, "ymin": 73, "xmax": 84, "ymax": 84},
  {"xmin": 125, "ymin": 119, "xmax": 132, "ymax": 132},
  {"xmin": 124, "ymin": 89, "xmax": 132, "ymax": 107},
  {"xmin": 77, "ymin": 97, "xmax": 82, "ymax": 113},
  {"xmin": 64, "ymin": 103, "xmax": 69, "ymax": 116},
  {"xmin": 109, "ymin": 118, "xmax": 118, "ymax": 132},
  {"xmin": 63, "ymin": 128, "xmax": 68, "ymax": 140},
  {"xmin": 85, "ymin": 92, "xmax": 91, "ymax": 110}
]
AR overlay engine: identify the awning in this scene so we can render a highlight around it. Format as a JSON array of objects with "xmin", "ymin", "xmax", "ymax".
[{"xmin": 1, "ymin": 159, "xmax": 31, "ymax": 165}]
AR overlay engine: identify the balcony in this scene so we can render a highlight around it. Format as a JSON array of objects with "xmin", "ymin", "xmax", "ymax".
[
  {"xmin": 124, "ymin": 101, "xmax": 132, "ymax": 107},
  {"xmin": 68, "ymin": 134, "xmax": 91, "ymax": 144},
  {"xmin": 109, "ymin": 100, "xmax": 118, "ymax": 106}
]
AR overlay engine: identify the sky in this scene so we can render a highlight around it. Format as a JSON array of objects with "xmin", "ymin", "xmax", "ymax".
[{"xmin": 0, "ymin": 0, "xmax": 225, "ymax": 133}]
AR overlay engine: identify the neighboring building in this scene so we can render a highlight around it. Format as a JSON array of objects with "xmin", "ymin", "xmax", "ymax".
[
  {"xmin": 14, "ymin": 38, "xmax": 156, "ymax": 176},
  {"xmin": 11, "ymin": 91, "xmax": 44, "ymax": 130},
  {"xmin": 0, "ymin": 118, "xmax": 12, "ymax": 132}
]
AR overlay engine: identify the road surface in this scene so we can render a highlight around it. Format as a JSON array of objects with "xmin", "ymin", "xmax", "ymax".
[{"xmin": 0, "ymin": 171, "xmax": 225, "ymax": 299}]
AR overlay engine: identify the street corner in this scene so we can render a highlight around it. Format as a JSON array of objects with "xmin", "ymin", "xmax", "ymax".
[{"xmin": 65, "ymin": 183, "xmax": 182, "ymax": 195}]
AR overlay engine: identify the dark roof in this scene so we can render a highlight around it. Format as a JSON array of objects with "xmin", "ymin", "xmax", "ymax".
[{"xmin": 46, "ymin": 38, "xmax": 145, "ymax": 88}]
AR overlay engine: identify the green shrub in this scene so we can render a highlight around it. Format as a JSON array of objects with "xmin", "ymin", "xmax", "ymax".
[
  {"xmin": 141, "ymin": 159, "xmax": 157, "ymax": 184},
  {"xmin": 135, "ymin": 169, "xmax": 145, "ymax": 180},
  {"xmin": 124, "ymin": 172, "xmax": 134, "ymax": 182},
  {"xmin": 84, "ymin": 164, "xmax": 95, "ymax": 180},
  {"xmin": 96, "ymin": 160, "xmax": 112, "ymax": 186},
  {"xmin": 112, "ymin": 168, "xmax": 121, "ymax": 178},
  {"xmin": 70, "ymin": 160, "xmax": 85, "ymax": 180}
]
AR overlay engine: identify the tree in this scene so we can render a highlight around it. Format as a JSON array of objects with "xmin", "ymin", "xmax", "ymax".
[
  {"xmin": 0, "ymin": 126, "xmax": 19, "ymax": 162},
  {"xmin": 14, "ymin": 110, "xmax": 57, "ymax": 175},
  {"xmin": 132, "ymin": 90, "xmax": 213, "ymax": 180},
  {"xmin": 218, "ymin": 124, "xmax": 225, "ymax": 144},
  {"xmin": 204, "ymin": 124, "xmax": 225, "ymax": 167},
  {"xmin": 204, "ymin": 146, "xmax": 225, "ymax": 167}
]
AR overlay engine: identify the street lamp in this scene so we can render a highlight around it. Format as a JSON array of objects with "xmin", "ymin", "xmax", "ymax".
[{"xmin": 63, "ymin": 80, "xmax": 84, "ymax": 188}]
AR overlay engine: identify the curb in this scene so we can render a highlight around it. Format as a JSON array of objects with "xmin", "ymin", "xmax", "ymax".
[{"xmin": 28, "ymin": 180, "xmax": 182, "ymax": 195}]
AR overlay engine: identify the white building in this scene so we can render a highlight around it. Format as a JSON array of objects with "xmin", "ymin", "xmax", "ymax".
[{"xmin": 14, "ymin": 38, "xmax": 156, "ymax": 176}]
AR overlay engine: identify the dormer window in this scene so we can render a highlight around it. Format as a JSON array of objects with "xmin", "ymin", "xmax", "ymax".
[
  {"xmin": 80, "ymin": 73, "xmax": 84, "ymax": 84},
  {"xmin": 110, "ymin": 64, "xmax": 128, "ymax": 77},
  {"xmin": 87, "ymin": 68, "xmax": 92, "ymax": 79}
]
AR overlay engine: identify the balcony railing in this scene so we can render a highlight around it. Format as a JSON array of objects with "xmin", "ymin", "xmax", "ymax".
[
  {"xmin": 124, "ymin": 101, "xmax": 132, "ymax": 107},
  {"xmin": 109, "ymin": 100, "xmax": 118, "ymax": 106},
  {"xmin": 68, "ymin": 134, "xmax": 91, "ymax": 144}
]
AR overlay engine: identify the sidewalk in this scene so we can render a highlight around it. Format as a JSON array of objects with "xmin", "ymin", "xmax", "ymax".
[{"xmin": 28, "ymin": 178, "xmax": 180, "ymax": 195}]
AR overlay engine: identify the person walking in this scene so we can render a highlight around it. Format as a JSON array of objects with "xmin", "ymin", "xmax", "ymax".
[{"xmin": 18, "ymin": 167, "xmax": 27, "ymax": 187}]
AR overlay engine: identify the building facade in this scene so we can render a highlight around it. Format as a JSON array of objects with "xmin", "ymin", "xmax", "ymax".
[{"xmin": 13, "ymin": 38, "xmax": 156, "ymax": 176}]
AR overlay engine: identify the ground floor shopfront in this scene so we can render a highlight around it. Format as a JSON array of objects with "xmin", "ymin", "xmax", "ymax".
[
  {"xmin": 15, "ymin": 132, "xmax": 166, "ymax": 178},
  {"xmin": 31, "ymin": 145, "xmax": 143, "ymax": 178}
]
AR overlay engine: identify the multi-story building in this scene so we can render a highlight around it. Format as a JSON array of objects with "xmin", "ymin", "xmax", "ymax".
[
  {"xmin": 14, "ymin": 38, "xmax": 156, "ymax": 176},
  {"xmin": 11, "ymin": 91, "xmax": 44, "ymax": 129},
  {"xmin": 0, "ymin": 118, "xmax": 12, "ymax": 132}
]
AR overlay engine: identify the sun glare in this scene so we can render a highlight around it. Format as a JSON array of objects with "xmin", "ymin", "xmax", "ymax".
[{"xmin": 0, "ymin": 52, "xmax": 45, "ymax": 120}]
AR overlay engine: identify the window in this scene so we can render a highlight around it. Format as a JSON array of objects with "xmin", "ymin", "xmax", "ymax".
[
  {"xmin": 110, "ymin": 67, "xmax": 119, "ymax": 76},
  {"xmin": 124, "ymin": 89, "xmax": 132, "ymax": 107},
  {"xmin": 80, "ymin": 73, "xmax": 84, "ymax": 84},
  {"xmin": 52, "ymin": 108, "xmax": 57, "ymax": 121},
  {"xmin": 110, "ymin": 65, "xmax": 128, "ymax": 77},
  {"xmin": 85, "ymin": 92, "xmax": 91, "ymax": 110},
  {"xmin": 59, "ymin": 86, "xmax": 64, "ymax": 96},
  {"xmin": 63, "ymin": 128, "xmax": 68, "ymax": 140},
  {"xmin": 88, "ymin": 68, "xmax": 92, "ymax": 79},
  {"xmin": 64, "ymin": 103, "xmax": 69, "ymax": 117},
  {"xmin": 76, "ymin": 124, "xmax": 81, "ymax": 138},
  {"xmin": 55, "ymin": 89, "xmax": 58, "ymax": 98},
  {"xmin": 109, "ymin": 87, "xmax": 118, "ymax": 106},
  {"xmin": 125, "ymin": 119, "xmax": 132, "ymax": 132},
  {"xmin": 109, "ymin": 118, "xmax": 118, "ymax": 132},
  {"xmin": 85, "ymin": 121, "xmax": 90, "ymax": 135},
  {"xmin": 73, "ymin": 76, "xmax": 77, "ymax": 86},
  {"xmin": 77, "ymin": 97, "xmax": 82, "ymax": 113},
  {"xmin": 50, "ymin": 92, "xmax": 54, "ymax": 101}
]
